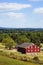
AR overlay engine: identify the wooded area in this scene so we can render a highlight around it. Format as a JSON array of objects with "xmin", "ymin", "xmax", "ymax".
[{"xmin": 0, "ymin": 28, "xmax": 43, "ymax": 49}]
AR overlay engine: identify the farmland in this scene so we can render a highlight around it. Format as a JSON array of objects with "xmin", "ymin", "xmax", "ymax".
[
  {"xmin": 0, "ymin": 43, "xmax": 43, "ymax": 65},
  {"xmin": 0, "ymin": 29, "xmax": 43, "ymax": 65},
  {"xmin": 0, "ymin": 55, "xmax": 41, "ymax": 65}
]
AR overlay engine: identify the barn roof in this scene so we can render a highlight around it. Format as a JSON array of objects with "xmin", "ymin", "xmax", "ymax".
[{"xmin": 17, "ymin": 43, "xmax": 34, "ymax": 48}]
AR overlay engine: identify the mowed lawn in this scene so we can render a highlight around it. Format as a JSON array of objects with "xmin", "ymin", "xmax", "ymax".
[{"xmin": 0, "ymin": 55, "xmax": 40, "ymax": 65}]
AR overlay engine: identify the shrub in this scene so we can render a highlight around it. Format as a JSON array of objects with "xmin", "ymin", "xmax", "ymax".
[
  {"xmin": 20, "ymin": 55, "xmax": 27, "ymax": 61},
  {"xmin": 33, "ymin": 56, "xmax": 39, "ymax": 61},
  {"xmin": 9, "ymin": 52, "xmax": 15, "ymax": 58}
]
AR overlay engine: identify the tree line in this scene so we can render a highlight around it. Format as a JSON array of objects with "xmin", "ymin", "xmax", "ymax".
[{"xmin": 0, "ymin": 31, "xmax": 43, "ymax": 49}]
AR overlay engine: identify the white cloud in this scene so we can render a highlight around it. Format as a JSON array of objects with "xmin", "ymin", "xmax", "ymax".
[
  {"xmin": 0, "ymin": 12, "xmax": 27, "ymax": 28},
  {"xmin": 34, "ymin": 7, "xmax": 43, "ymax": 14},
  {"xmin": 7, "ymin": 12, "xmax": 25, "ymax": 18},
  {"xmin": 0, "ymin": 2, "xmax": 32, "ymax": 11},
  {"xmin": 29, "ymin": 0, "xmax": 43, "ymax": 2},
  {"xmin": 0, "ymin": 12, "xmax": 25, "ymax": 18}
]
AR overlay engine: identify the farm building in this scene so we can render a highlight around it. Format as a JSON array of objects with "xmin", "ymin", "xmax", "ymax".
[{"xmin": 17, "ymin": 43, "xmax": 40, "ymax": 54}]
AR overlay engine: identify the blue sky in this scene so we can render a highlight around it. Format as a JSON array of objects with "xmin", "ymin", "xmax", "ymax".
[{"xmin": 0, "ymin": 0, "xmax": 43, "ymax": 28}]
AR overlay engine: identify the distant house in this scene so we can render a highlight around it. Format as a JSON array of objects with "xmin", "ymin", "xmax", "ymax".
[{"xmin": 17, "ymin": 43, "xmax": 40, "ymax": 54}]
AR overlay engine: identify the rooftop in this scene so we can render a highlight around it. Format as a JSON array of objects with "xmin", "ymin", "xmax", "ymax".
[{"xmin": 17, "ymin": 43, "xmax": 34, "ymax": 48}]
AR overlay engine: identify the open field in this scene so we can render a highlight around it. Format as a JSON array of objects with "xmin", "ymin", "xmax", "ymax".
[
  {"xmin": 0, "ymin": 48, "xmax": 43, "ymax": 61},
  {"xmin": 0, "ymin": 43, "xmax": 43, "ymax": 60},
  {"xmin": 41, "ymin": 44, "xmax": 43, "ymax": 48},
  {"xmin": 0, "ymin": 43, "xmax": 43, "ymax": 65},
  {"xmin": 0, "ymin": 43, "xmax": 5, "ymax": 49},
  {"xmin": 0, "ymin": 55, "xmax": 42, "ymax": 65}
]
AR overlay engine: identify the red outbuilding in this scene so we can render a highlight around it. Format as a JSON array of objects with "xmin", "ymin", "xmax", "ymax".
[{"xmin": 17, "ymin": 43, "xmax": 40, "ymax": 54}]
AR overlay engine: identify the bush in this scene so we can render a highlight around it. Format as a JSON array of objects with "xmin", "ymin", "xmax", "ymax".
[
  {"xmin": 33, "ymin": 56, "xmax": 39, "ymax": 61},
  {"xmin": 0, "ymin": 51, "xmax": 8, "ymax": 56},
  {"xmin": 20, "ymin": 55, "xmax": 27, "ymax": 61}
]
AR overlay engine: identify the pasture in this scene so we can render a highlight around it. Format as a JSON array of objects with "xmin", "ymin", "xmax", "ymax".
[
  {"xmin": 0, "ymin": 55, "xmax": 42, "ymax": 65},
  {"xmin": 0, "ymin": 43, "xmax": 43, "ymax": 65}
]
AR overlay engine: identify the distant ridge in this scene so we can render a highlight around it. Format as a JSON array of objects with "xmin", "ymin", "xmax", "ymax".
[
  {"xmin": 0, "ymin": 27, "xmax": 43, "ymax": 29},
  {"xmin": 0, "ymin": 27, "xmax": 43, "ymax": 32}
]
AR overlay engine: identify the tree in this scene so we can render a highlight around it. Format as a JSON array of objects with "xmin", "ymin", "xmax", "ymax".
[
  {"xmin": 2, "ymin": 37, "xmax": 16, "ymax": 50},
  {"xmin": 16, "ymin": 35, "xmax": 30, "ymax": 44},
  {"xmin": 30, "ymin": 32, "xmax": 41, "ymax": 47},
  {"xmin": 0, "ymin": 33, "xmax": 10, "ymax": 42}
]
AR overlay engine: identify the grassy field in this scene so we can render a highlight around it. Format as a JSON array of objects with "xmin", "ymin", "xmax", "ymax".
[
  {"xmin": 0, "ymin": 49, "xmax": 43, "ymax": 61},
  {"xmin": 41, "ymin": 44, "xmax": 43, "ymax": 48},
  {"xmin": 0, "ymin": 43, "xmax": 43, "ymax": 65},
  {"xmin": 0, "ymin": 43, "xmax": 43, "ymax": 60},
  {"xmin": 0, "ymin": 43, "xmax": 5, "ymax": 49},
  {"xmin": 0, "ymin": 55, "xmax": 41, "ymax": 65}
]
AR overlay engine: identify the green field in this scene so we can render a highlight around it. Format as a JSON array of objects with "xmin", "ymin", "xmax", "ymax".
[
  {"xmin": 0, "ymin": 43, "xmax": 43, "ymax": 65},
  {"xmin": 0, "ymin": 55, "xmax": 41, "ymax": 65},
  {"xmin": 41, "ymin": 44, "xmax": 43, "ymax": 48},
  {"xmin": 0, "ymin": 43, "xmax": 5, "ymax": 49}
]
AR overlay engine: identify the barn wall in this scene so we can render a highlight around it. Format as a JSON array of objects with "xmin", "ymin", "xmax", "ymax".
[
  {"xmin": 17, "ymin": 47, "xmax": 26, "ymax": 53},
  {"xmin": 26, "ymin": 45, "xmax": 40, "ymax": 53}
]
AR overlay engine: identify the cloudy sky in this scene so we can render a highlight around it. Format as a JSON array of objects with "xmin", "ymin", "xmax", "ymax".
[{"xmin": 0, "ymin": 0, "xmax": 43, "ymax": 28}]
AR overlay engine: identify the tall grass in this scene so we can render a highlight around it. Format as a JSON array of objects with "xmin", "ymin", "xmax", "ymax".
[{"xmin": 0, "ymin": 55, "xmax": 40, "ymax": 65}]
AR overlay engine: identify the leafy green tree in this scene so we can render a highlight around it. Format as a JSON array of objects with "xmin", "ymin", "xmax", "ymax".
[
  {"xmin": 0, "ymin": 33, "xmax": 10, "ymax": 42},
  {"xmin": 2, "ymin": 37, "xmax": 16, "ymax": 50},
  {"xmin": 16, "ymin": 35, "xmax": 30, "ymax": 44},
  {"xmin": 30, "ymin": 32, "xmax": 41, "ymax": 47}
]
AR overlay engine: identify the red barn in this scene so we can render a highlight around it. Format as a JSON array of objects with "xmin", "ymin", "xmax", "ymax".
[{"xmin": 17, "ymin": 43, "xmax": 40, "ymax": 54}]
